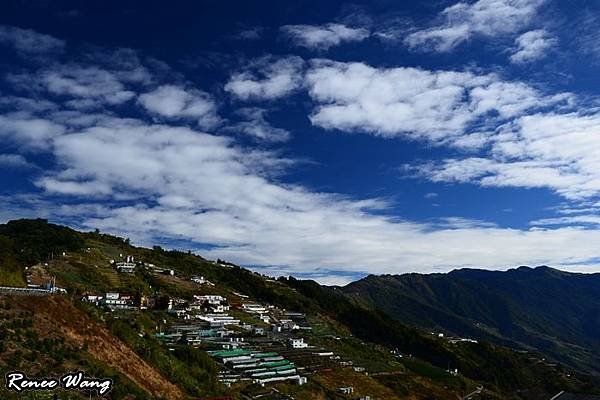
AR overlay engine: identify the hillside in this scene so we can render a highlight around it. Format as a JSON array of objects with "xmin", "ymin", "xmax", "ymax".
[
  {"xmin": 0, "ymin": 219, "xmax": 599, "ymax": 399},
  {"xmin": 342, "ymin": 267, "xmax": 600, "ymax": 375},
  {"xmin": 0, "ymin": 295, "xmax": 184, "ymax": 399}
]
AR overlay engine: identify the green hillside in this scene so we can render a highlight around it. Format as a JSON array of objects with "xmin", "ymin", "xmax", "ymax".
[
  {"xmin": 342, "ymin": 267, "xmax": 600, "ymax": 375},
  {"xmin": 0, "ymin": 219, "xmax": 599, "ymax": 399}
]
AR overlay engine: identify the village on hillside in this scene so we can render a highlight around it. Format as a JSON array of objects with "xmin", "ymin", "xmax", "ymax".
[
  {"xmin": 0, "ymin": 238, "xmax": 585, "ymax": 400},
  {"xmin": 78, "ymin": 255, "xmax": 378, "ymax": 398},
  {"xmin": 0, "ymin": 249, "xmax": 384, "ymax": 399}
]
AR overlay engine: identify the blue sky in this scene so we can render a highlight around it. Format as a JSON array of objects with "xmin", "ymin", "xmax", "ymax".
[{"xmin": 3, "ymin": 0, "xmax": 600, "ymax": 285}]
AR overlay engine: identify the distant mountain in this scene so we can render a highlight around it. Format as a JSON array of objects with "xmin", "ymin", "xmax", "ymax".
[{"xmin": 342, "ymin": 266, "xmax": 600, "ymax": 374}]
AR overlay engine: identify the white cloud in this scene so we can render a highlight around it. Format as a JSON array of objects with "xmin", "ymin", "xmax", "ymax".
[
  {"xmin": 41, "ymin": 66, "xmax": 135, "ymax": 105},
  {"xmin": 305, "ymin": 60, "xmax": 566, "ymax": 143},
  {"xmin": 6, "ymin": 65, "xmax": 136, "ymax": 108},
  {"xmin": 510, "ymin": 29, "xmax": 557, "ymax": 64},
  {"xmin": 0, "ymin": 154, "xmax": 34, "ymax": 168},
  {"xmin": 17, "ymin": 112, "xmax": 600, "ymax": 279},
  {"xmin": 0, "ymin": 96, "xmax": 58, "ymax": 113},
  {"xmin": 531, "ymin": 214, "xmax": 600, "ymax": 227},
  {"xmin": 6, "ymin": 49, "xmax": 164, "ymax": 110},
  {"xmin": 281, "ymin": 23, "xmax": 369, "ymax": 50},
  {"xmin": 444, "ymin": 131, "xmax": 490, "ymax": 149},
  {"xmin": 224, "ymin": 56, "xmax": 304, "ymax": 100},
  {"xmin": 297, "ymin": 273, "xmax": 358, "ymax": 286},
  {"xmin": 0, "ymin": 24, "xmax": 64, "ymax": 54},
  {"xmin": 405, "ymin": 0, "xmax": 545, "ymax": 52},
  {"xmin": 434, "ymin": 216, "xmax": 498, "ymax": 229},
  {"xmin": 416, "ymin": 112, "xmax": 600, "ymax": 200},
  {"xmin": 236, "ymin": 27, "xmax": 263, "ymax": 40},
  {"xmin": 86, "ymin": 48, "xmax": 154, "ymax": 85},
  {"xmin": 138, "ymin": 85, "xmax": 220, "ymax": 128},
  {"xmin": 89, "ymin": 200, "xmax": 600, "ymax": 279},
  {"xmin": 37, "ymin": 179, "xmax": 114, "ymax": 196},
  {"xmin": 34, "ymin": 119, "xmax": 289, "ymax": 199},
  {"xmin": 7, "ymin": 26, "xmax": 600, "ymax": 282},
  {"xmin": 0, "ymin": 113, "xmax": 66, "ymax": 150},
  {"xmin": 224, "ymin": 108, "xmax": 290, "ymax": 142},
  {"xmin": 3, "ymin": 95, "xmax": 600, "ymax": 283}
]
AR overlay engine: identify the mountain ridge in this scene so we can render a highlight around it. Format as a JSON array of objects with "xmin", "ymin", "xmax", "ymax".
[
  {"xmin": 342, "ymin": 265, "xmax": 600, "ymax": 375},
  {"xmin": 350, "ymin": 265, "xmax": 600, "ymax": 285}
]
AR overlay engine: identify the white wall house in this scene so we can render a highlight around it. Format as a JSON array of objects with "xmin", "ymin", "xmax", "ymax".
[
  {"xmin": 241, "ymin": 303, "xmax": 267, "ymax": 314},
  {"xmin": 195, "ymin": 295, "xmax": 226, "ymax": 304},
  {"xmin": 289, "ymin": 338, "xmax": 308, "ymax": 349},
  {"xmin": 103, "ymin": 292, "xmax": 135, "ymax": 310},
  {"xmin": 116, "ymin": 262, "xmax": 136, "ymax": 273}
]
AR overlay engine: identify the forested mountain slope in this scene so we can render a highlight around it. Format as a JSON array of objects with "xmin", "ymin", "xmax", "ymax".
[{"xmin": 343, "ymin": 266, "xmax": 600, "ymax": 375}]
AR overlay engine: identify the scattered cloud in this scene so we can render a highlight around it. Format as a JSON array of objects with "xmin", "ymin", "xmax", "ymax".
[
  {"xmin": 9, "ymin": 107, "xmax": 600, "ymax": 278},
  {"xmin": 305, "ymin": 59, "xmax": 568, "ymax": 143},
  {"xmin": 8, "ymin": 65, "xmax": 136, "ymax": 107},
  {"xmin": 235, "ymin": 27, "xmax": 264, "ymax": 40},
  {"xmin": 224, "ymin": 56, "xmax": 305, "ymax": 101},
  {"xmin": 0, "ymin": 24, "xmax": 64, "ymax": 54},
  {"xmin": 84, "ymin": 47, "xmax": 154, "ymax": 85},
  {"xmin": 224, "ymin": 108, "xmax": 290, "ymax": 142},
  {"xmin": 6, "ymin": 24, "xmax": 600, "ymax": 282},
  {"xmin": 415, "ymin": 112, "xmax": 600, "ymax": 200},
  {"xmin": 571, "ymin": 11, "xmax": 600, "ymax": 62},
  {"xmin": 0, "ymin": 113, "xmax": 66, "ymax": 150},
  {"xmin": 531, "ymin": 214, "xmax": 600, "ymax": 227},
  {"xmin": 0, "ymin": 154, "xmax": 35, "ymax": 168},
  {"xmin": 43, "ymin": 66, "xmax": 136, "ymax": 105},
  {"xmin": 510, "ymin": 29, "xmax": 557, "ymax": 64},
  {"xmin": 0, "ymin": 96, "xmax": 58, "ymax": 113},
  {"xmin": 280, "ymin": 23, "xmax": 369, "ymax": 50},
  {"xmin": 5, "ymin": 62, "xmax": 600, "ymax": 278},
  {"xmin": 295, "ymin": 272, "xmax": 360, "ymax": 286},
  {"xmin": 405, "ymin": 0, "xmax": 546, "ymax": 52},
  {"xmin": 445, "ymin": 131, "xmax": 491, "ymax": 150},
  {"xmin": 433, "ymin": 216, "xmax": 498, "ymax": 229},
  {"xmin": 138, "ymin": 85, "xmax": 221, "ymax": 129}
]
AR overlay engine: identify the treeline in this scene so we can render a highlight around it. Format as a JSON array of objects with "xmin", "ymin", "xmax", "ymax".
[
  {"xmin": 280, "ymin": 277, "xmax": 598, "ymax": 397},
  {"xmin": 0, "ymin": 219, "xmax": 86, "ymax": 286},
  {"xmin": 0, "ymin": 219, "xmax": 84, "ymax": 266}
]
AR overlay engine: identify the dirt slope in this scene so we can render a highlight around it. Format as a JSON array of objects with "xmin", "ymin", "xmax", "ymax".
[{"xmin": 13, "ymin": 295, "xmax": 185, "ymax": 400}]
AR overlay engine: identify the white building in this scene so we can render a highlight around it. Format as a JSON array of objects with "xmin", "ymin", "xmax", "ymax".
[
  {"xmin": 209, "ymin": 303, "xmax": 230, "ymax": 313},
  {"xmin": 195, "ymin": 295, "xmax": 226, "ymax": 305},
  {"xmin": 241, "ymin": 303, "xmax": 267, "ymax": 314},
  {"xmin": 197, "ymin": 314, "xmax": 240, "ymax": 327},
  {"xmin": 103, "ymin": 292, "xmax": 135, "ymax": 310},
  {"xmin": 279, "ymin": 319, "xmax": 299, "ymax": 330},
  {"xmin": 289, "ymin": 338, "xmax": 308, "ymax": 349},
  {"xmin": 259, "ymin": 314, "xmax": 270, "ymax": 323},
  {"xmin": 297, "ymin": 376, "xmax": 307, "ymax": 385},
  {"xmin": 253, "ymin": 327, "xmax": 265, "ymax": 335},
  {"xmin": 116, "ymin": 262, "xmax": 136, "ymax": 273},
  {"xmin": 82, "ymin": 294, "xmax": 103, "ymax": 305}
]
